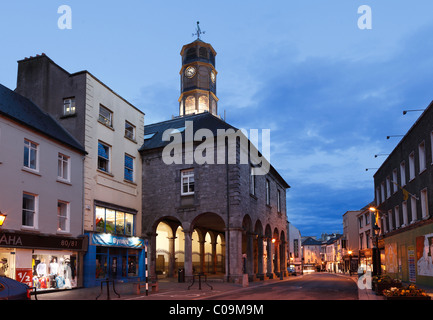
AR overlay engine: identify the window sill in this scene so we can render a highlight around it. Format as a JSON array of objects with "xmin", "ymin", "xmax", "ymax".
[
  {"xmin": 419, "ymin": 168, "xmax": 427, "ymax": 175},
  {"xmin": 124, "ymin": 179, "xmax": 137, "ymax": 186},
  {"xmin": 249, "ymin": 194, "xmax": 257, "ymax": 200},
  {"xmin": 98, "ymin": 120, "xmax": 115, "ymax": 131},
  {"xmin": 20, "ymin": 226, "xmax": 39, "ymax": 233},
  {"xmin": 22, "ymin": 167, "xmax": 41, "ymax": 176},
  {"xmin": 181, "ymin": 193, "xmax": 195, "ymax": 197},
  {"xmin": 124, "ymin": 136, "xmax": 137, "ymax": 144},
  {"xmin": 56, "ymin": 178, "xmax": 72, "ymax": 186},
  {"xmin": 56, "ymin": 230, "xmax": 72, "ymax": 236},
  {"xmin": 97, "ymin": 169, "xmax": 114, "ymax": 177},
  {"xmin": 60, "ymin": 113, "xmax": 77, "ymax": 119}
]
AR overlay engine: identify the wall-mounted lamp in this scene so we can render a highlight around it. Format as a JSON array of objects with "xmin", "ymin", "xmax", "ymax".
[{"xmin": 0, "ymin": 212, "xmax": 7, "ymax": 226}]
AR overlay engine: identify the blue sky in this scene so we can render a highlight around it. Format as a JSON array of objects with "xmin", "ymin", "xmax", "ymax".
[{"xmin": 1, "ymin": 0, "xmax": 433, "ymax": 237}]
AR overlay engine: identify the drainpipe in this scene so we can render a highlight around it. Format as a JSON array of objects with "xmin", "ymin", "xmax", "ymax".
[{"xmin": 226, "ymin": 147, "xmax": 230, "ymax": 282}]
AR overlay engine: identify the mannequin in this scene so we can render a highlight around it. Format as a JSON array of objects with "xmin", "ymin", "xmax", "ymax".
[{"xmin": 36, "ymin": 259, "xmax": 47, "ymax": 277}]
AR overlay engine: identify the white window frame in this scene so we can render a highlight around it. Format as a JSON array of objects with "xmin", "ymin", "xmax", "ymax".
[
  {"xmin": 394, "ymin": 205, "xmax": 400, "ymax": 229},
  {"xmin": 409, "ymin": 152, "xmax": 415, "ymax": 181},
  {"xmin": 250, "ymin": 166, "xmax": 255, "ymax": 196},
  {"xmin": 400, "ymin": 161, "xmax": 406, "ymax": 186},
  {"xmin": 23, "ymin": 139, "xmax": 38, "ymax": 171},
  {"xmin": 57, "ymin": 153, "xmax": 70, "ymax": 182},
  {"xmin": 265, "ymin": 179, "xmax": 270, "ymax": 205},
  {"xmin": 22, "ymin": 192, "xmax": 38, "ymax": 229},
  {"xmin": 386, "ymin": 176, "xmax": 391, "ymax": 199},
  {"xmin": 63, "ymin": 97, "xmax": 76, "ymax": 116},
  {"xmin": 402, "ymin": 201, "xmax": 408, "ymax": 226},
  {"xmin": 57, "ymin": 200, "xmax": 70, "ymax": 233},
  {"xmin": 125, "ymin": 121, "xmax": 136, "ymax": 141},
  {"xmin": 392, "ymin": 169, "xmax": 398, "ymax": 194},
  {"xmin": 124, "ymin": 153, "xmax": 134, "ymax": 182},
  {"xmin": 97, "ymin": 141, "xmax": 111, "ymax": 173},
  {"xmin": 419, "ymin": 141, "xmax": 426, "ymax": 173},
  {"xmin": 181, "ymin": 169, "xmax": 195, "ymax": 196},
  {"xmin": 410, "ymin": 196, "xmax": 417, "ymax": 223},
  {"xmin": 98, "ymin": 104, "xmax": 113, "ymax": 127},
  {"xmin": 421, "ymin": 188, "xmax": 429, "ymax": 219}
]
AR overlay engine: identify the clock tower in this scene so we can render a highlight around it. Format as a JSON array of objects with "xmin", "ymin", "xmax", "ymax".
[{"xmin": 179, "ymin": 22, "xmax": 218, "ymax": 116}]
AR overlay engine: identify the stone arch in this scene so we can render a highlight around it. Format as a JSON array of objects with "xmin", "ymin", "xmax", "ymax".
[
  {"xmin": 186, "ymin": 212, "xmax": 226, "ymax": 277},
  {"xmin": 253, "ymin": 220, "xmax": 264, "ymax": 277},
  {"xmin": 150, "ymin": 216, "xmax": 182, "ymax": 279}
]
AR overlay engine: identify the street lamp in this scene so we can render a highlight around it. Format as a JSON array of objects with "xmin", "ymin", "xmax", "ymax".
[
  {"xmin": 0, "ymin": 212, "xmax": 6, "ymax": 227},
  {"xmin": 369, "ymin": 207, "xmax": 382, "ymax": 276},
  {"xmin": 348, "ymin": 250, "xmax": 353, "ymax": 276}
]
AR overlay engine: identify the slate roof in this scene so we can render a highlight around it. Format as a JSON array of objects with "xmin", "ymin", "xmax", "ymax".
[
  {"xmin": 302, "ymin": 237, "xmax": 323, "ymax": 246},
  {"xmin": 139, "ymin": 112, "xmax": 290, "ymax": 189},
  {"xmin": 0, "ymin": 83, "xmax": 85, "ymax": 153}
]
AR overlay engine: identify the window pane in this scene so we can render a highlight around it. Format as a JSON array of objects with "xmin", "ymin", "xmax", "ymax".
[
  {"xmin": 99, "ymin": 105, "xmax": 112, "ymax": 126},
  {"xmin": 57, "ymin": 202, "xmax": 68, "ymax": 231},
  {"xmin": 22, "ymin": 194, "xmax": 35, "ymax": 227},
  {"xmin": 124, "ymin": 155, "xmax": 133, "ymax": 181},
  {"xmin": 105, "ymin": 209, "xmax": 116, "ymax": 234},
  {"xmin": 125, "ymin": 213, "xmax": 134, "ymax": 236},
  {"xmin": 95, "ymin": 206, "xmax": 105, "ymax": 232},
  {"xmin": 116, "ymin": 211, "xmax": 125, "ymax": 235}
]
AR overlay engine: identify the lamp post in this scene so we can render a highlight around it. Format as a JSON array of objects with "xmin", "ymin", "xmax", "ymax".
[
  {"xmin": 348, "ymin": 250, "xmax": 353, "ymax": 276},
  {"xmin": 369, "ymin": 207, "xmax": 382, "ymax": 277},
  {"xmin": 0, "ymin": 212, "xmax": 6, "ymax": 227}
]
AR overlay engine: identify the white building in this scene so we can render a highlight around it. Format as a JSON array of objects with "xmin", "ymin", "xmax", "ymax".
[
  {"xmin": 0, "ymin": 83, "xmax": 86, "ymax": 290},
  {"xmin": 15, "ymin": 54, "xmax": 145, "ymax": 287},
  {"xmin": 287, "ymin": 221, "xmax": 302, "ymax": 273}
]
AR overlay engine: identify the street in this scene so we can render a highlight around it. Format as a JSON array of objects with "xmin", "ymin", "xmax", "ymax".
[{"xmin": 203, "ymin": 273, "xmax": 358, "ymax": 300}]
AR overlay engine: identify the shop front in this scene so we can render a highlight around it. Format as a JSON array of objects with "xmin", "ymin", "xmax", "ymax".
[
  {"xmin": 83, "ymin": 233, "xmax": 145, "ymax": 287},
  {"xmin": 0, "ymin": 231, "xmax": 87, "ymax": 291}
]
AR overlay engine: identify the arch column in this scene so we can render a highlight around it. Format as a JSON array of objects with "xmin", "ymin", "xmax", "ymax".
[
  {"xmin": 211, "ymin": 240, "xmax": 218, "ymax": 274},
  {"xmin": 147, "ymin": 232, "xmax": 157, "ymax": 281},
  {"xmin": 266, "ymin": 238, "xmax": 273, "ymax": 279},
  {"xmin": 256, "ymin": 235, "xmax": 265, "ymax": 279},
  {"xmin": 168, "ymin": 236, "xmax": 176, "ymax": 277},
  {"xmin": 226, "ymin": 227, "xmax": 243, "ymax": 283},
  {"xmin": 183, "ymin": 229, "xmax": 193, "ymax": 280},
  {"xmin": 246, "ymin": 231, "xmax": 254, "ymax": 277}
]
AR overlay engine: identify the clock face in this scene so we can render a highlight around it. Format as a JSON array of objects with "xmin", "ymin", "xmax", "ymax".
[
  {"xmin": 185, "ymin": 66, "xmax": 196, "ymax": 78},
  {"xmin": 210, "ymin": 71, "xmax": 216, "ymax": 83}
]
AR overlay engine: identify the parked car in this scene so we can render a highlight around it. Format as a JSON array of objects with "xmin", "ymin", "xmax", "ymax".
[
  {"xmin": 0, "ymin": 276, "xmax": 31, "ymax": 300},
  {"xmin": 287, "ymin": 267, "xmax": 297, "ymax": 276}
]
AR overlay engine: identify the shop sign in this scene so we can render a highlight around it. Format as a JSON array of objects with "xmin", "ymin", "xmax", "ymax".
[
  {"xmin": 0, "ymin": 231, "xmax": 85, "ymax": 251},
  {"xmin": 91, "ymin": 233, "xmax": 144, "ymax": 248}
]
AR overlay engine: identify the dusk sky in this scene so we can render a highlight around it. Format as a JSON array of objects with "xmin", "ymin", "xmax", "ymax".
[{"xmin": 2, "ymin": 1, "xmax": 433, "ymax": 237}]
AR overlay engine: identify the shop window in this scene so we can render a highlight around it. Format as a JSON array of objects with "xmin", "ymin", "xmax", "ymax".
[
  {"xmin": 95, "ymin": 206, "xmax": 134, "ymax": 236},
  {"xmin": 32, "ymin": 252, "xmax": 77, "ymax": 291}
]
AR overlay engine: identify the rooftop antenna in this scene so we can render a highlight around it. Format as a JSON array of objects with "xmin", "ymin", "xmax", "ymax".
[{"xmin": 192, "ymin": 21, "xmax": 205, "ymax": 40}]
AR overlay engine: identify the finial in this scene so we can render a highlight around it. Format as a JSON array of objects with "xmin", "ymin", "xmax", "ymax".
[{"xmin": 192, "ymin": 21, "xmax": 205, "ymax": 40}]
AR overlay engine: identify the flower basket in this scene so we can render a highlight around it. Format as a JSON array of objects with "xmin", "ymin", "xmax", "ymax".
[
  {"xmin": 373, "ymin": 275, "xmax": 402, "ymax": 295},
  {"xmin": 383, "ymin": 285, "xmax": 431, "ymax": 300}
]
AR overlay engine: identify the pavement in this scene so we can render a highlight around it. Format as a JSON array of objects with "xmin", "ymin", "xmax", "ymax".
[{"xmin": 31, "ymin": 272, "xmax": 390, "ymax": 301}]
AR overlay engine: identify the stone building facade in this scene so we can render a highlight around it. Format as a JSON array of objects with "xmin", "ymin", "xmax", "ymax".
[{"xmin": 140, "ymin": 38, "xmax": 290, "ymax": 283}]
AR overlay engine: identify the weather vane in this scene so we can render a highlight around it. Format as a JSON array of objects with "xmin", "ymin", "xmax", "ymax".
[{"xmin": 192, "ymin": 21, "xmax": 205, "ymax": 40}]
